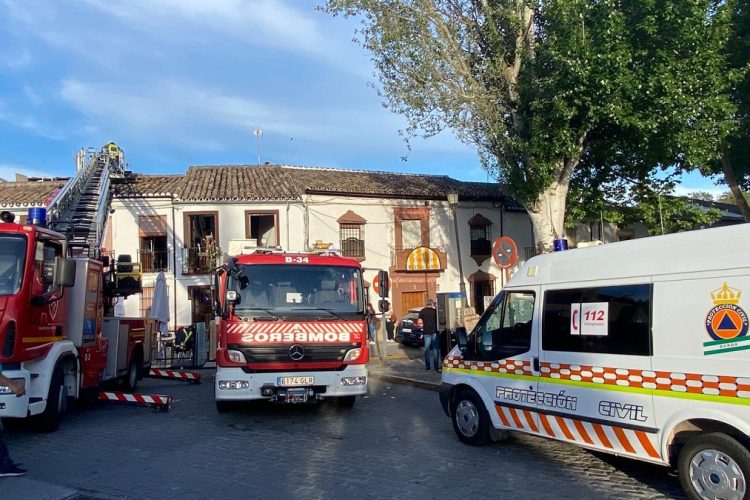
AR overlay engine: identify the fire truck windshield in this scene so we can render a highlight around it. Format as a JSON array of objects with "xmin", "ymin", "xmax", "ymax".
[
  {"xmin": 0, "ymin": 235, "xmax": 26, "ymax": 296},
  {"xmin": 229, "ymin": 264, "xmax": 364, "ymax": 318}
]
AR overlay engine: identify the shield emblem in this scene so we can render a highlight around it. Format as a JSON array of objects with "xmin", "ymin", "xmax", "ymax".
[{"xmin": 49, "ymin": 300, "xmax": 59, "ymax": 320}]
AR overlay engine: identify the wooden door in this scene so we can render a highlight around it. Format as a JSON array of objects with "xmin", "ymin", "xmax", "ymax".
[{"xmin": 401, "ymin": 291, "xmax": 426, "ymax": 315}]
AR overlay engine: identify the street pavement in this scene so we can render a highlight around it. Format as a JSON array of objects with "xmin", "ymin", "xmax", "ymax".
[{"xmin": 1, "ymin": 342, "xmax": 685, "ymax": 500}]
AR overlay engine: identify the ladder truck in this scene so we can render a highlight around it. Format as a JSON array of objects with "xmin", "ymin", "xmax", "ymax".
[{"xmin": 0, "ymin": 144, "xmax": 153, "ymax": 431}]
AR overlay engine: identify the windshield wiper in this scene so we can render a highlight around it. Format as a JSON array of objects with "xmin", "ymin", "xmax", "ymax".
[
  {"xmin": 233, "ymin": 308, "xmax": 284, "ymax": 321},
  {"xmin": 293, "ymin": 307, "xmax": 347, "ymax": 321}
]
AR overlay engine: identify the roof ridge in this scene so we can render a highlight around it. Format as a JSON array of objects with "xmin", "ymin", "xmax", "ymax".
[{"xmin": 280, "ymin": 164, "xmax": 452, "ymax": 178}]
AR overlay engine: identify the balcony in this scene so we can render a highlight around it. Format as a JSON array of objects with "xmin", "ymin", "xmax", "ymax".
[
  {"xmin": 391, "ymin": 246, "xmax": 447, "ymax": 272},
  {"xmin": 139, "ymin": 249, "xmax": 169, "ymax": 273},
  {"xmin": 182, "ymin": 246, "xmax": 221, "ymax": 275},
  {"xmin": 470, "ymin": 238, "xmax": 492, "ymax": 265}
]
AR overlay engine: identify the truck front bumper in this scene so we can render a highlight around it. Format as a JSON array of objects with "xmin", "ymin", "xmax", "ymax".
[{"xmin": 215, "ymin": 364, "xmax": 368, "ymax": 403}]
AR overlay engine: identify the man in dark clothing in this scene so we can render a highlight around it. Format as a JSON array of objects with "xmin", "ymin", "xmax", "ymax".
[
  {"xmin": 417, "ymin": 298, "xmax": 440, "ymax": 371},
  {"xmin": 0, "ymin": 364, "xmax": 27, "ymax": 477}
]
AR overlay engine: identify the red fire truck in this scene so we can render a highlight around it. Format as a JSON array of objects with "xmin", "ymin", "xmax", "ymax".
[
  {"xmin": 0, "ymin": 145, "xmax": 152, "ymax": 431},
  {"xmin": 214, "ymin": 246, "xmax": 376, "ymax": 410}
]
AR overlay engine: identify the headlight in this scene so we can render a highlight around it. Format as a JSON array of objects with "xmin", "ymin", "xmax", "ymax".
[
  {"xmin": 218, "ymin": 380, "xmax": 250, "ymax": 390},
  {"xmin": 227, "ymin": 350, "xmax": 245, "ymax": 363},
  {"xmin": 343, "ymin": 348, "xmax": 362, "ymax": 362}
]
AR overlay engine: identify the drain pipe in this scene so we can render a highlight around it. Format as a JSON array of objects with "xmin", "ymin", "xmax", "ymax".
[{"xmin": 171, "ymin": 195, "xmax": 177, "ymax": 332}]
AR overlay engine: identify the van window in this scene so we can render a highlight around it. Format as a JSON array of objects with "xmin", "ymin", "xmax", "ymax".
[
  {"xmin": 542, "ymin": 284, "xmax": 652, "ymax": 355},
  {"xmin": 476, "ymin": 291, "xmax": 535, "ymax": 360}
]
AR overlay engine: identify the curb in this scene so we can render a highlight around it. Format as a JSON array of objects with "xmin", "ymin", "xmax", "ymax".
[{"xmin": 370, "ymin": 373, "xmax": 440, "ymax": 391}]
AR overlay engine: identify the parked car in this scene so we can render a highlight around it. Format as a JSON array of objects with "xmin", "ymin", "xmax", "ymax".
[{"xmin": 396, "ymin": 307, "xmax": 424, "ymax": 346}]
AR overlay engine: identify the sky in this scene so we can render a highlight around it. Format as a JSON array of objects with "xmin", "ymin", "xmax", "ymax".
[{"xmin": 0, "ymin": 0, "xmax": 725, "ymax": 197}]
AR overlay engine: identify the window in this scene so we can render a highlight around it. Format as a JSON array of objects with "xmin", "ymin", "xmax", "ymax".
[
  {"xmin": 140, "ymin": 286, "xmax": 154, "ymax": 317},
  {"xmin": 184, "ymin": 212, "xmax": 219, "ymax": 274},
  {"xmin": 36, "ymin": 239, "xmax": 63, "ymax": 294},
  {"xmin": 542, "ymin": 284, "xmax": 652, "ymax": 356},
  {"xmin": 140, "ymin": 215, "xmax": 168, "ymax": 273},
  {"xmin": 474, "ymin": 291, "xmax": 535, "ymax": 360},
  {"xmin": 340, "ymin": 224, "xmax": 364, "ymax": 259},
  {"xmin": 245, "ymin": 211, "xmax": 278, "ymax": 247},
  {"xmin": 468, "ymin": 214, "xmax": 492, "ymax": 257}
]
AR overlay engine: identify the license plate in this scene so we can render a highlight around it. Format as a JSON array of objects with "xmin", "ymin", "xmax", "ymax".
[
  {"xmin": 277, "ymin": 376, "xmax": 314, "ymax": 387},
  {"xmin": 402, "ymin": 328, "xmax": 412, "ymax": 333},
  {"xmin": 287, "ymin": 388, "xmax": 308, "ymax": 403}
]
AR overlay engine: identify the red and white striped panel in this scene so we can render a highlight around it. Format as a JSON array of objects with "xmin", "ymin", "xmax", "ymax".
[
  {"xmin": 99, "ymin": 391, "xmax": 173, "ymax": 407},
  {"xmin": 149, "ymin": 369, "xmax": 201, "ymax": 381},
  {"xmin": 494, "ymin": 405, "xmax": 661, "ymax": 461},
  {"xmin": 444, "ymin": 356, "xmax": 533, "ymax": 376},
  {"xmin": 226, "ymin": 321, "xmax": 363, "ymax": 335}
]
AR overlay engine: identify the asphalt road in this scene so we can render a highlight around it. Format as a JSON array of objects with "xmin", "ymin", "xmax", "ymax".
[{"xmin": 3, "ymin": 370, "xmax": 685, "ymax": 499}]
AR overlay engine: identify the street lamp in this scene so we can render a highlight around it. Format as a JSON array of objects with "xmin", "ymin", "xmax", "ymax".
[{"xmin": 447, "ymin": 192, "xmax": 467, "ymax": 305}]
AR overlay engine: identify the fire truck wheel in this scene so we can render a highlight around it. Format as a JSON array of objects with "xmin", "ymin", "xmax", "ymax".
[
  {"xmin": 37, "ymin": 365, "xmax": 67, "ymax": 433},
  {"xmin": 336, "ymin": 396, "xmax": 356, "ymax": 408},
  {"xmin": 678, "ymin": 432, "xmax": 750, "ymax": 500},
  {"xmin": 126, "ymin": 353, "xmax": 142, "ymax": 391},
  {"xmin": 451, "ymin": 388, "xmax": 489, "ymax": 446}
]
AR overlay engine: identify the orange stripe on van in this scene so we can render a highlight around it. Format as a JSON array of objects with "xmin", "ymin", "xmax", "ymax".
[
  {"xmin": 573, "ymin": 420, "xmax": 594, "ymax": 445},
  {"xmin": 555, "ymin": 417, "xmax": 575, "ymax": 441},
  {"xmin": 592, "ymin": 423, "xmax": 613, "ymax": 449},
  {"xmin": 538, "ymin": 413, "xmax": 555, "ymax": 437},
  {"xmin": 496, "ymin": 406, "xmax": 511, "ymax": 428},
  {"xmin": 635, "ymin": 431, "xmax": 660, "ymax": 459},
  {"xmin": 523, "ymin": 410, "xmax": 539, "ymax": 433},
  {"xmin": 508, "ymin": 408, "xmax": 525, "ymax": 430},
  {"xmin": 613, "ymin": 427, "xmax": 636, "ymax": 454}
]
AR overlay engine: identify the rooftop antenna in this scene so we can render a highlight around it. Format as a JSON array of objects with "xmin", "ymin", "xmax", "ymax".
[{"xmin": 253, "ymin": 127, "xmax": 263, "ymax": 165}]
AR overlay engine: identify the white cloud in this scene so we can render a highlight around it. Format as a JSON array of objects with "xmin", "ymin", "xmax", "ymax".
[{"xmin": 672, "ymin": 185, "xmax": 727, "ymax": 200}]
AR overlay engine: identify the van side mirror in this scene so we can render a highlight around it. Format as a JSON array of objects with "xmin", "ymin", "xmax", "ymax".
[
  {"xmin": 455, "ymin": 327, "xmax": 469, "ymax": 353},
  {"xmin": 54, "ymin": 259, "xmax": 76, "ymax": 288}
]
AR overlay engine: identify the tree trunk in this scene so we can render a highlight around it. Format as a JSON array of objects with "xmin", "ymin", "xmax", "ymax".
[
  {"xmin": 527, "ymin": 182, "xmax": 569, "ymax": 255},
  {"xmin": 721, "ymin": 151, "xmax": 750, "ymax": 222}
]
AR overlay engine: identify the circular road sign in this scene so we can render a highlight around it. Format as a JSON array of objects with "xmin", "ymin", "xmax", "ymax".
[
  {"xmin": 373, "ymin": 274, "xmax": 391, "ymax": 295},
  {"xmin": 493, "ymin": 236, "xmax": 519, "ymax": 269}
]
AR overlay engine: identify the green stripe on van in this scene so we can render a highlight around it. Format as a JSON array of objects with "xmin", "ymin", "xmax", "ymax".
[{"xmin": 445, "ymin": 367, "xmax": 750, "ymax": 407}]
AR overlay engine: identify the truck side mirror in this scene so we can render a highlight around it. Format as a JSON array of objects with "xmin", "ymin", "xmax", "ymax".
[{"xmin": 54, "ymin": 259, "xmax": 76, "ymax": 288}]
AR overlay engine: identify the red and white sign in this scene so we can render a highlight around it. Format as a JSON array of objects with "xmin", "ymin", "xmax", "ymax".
[
  {"xmin": 373, "ymin": 274, "xmax": 391, "ymax": 295},
  {"xmin": 493, "ymin": 236, "xmax": 519, "ymax": 269},
  {"xmin": 570, "ymin": 302, "xmax": 609, "ymax": 336}
]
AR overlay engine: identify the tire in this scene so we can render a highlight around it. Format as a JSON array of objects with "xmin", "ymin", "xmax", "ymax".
[
  {"xmin": 451, "ymin": 389, "xmax": 490, "ymax": 446},
  {"xmin": 678, "ymin": 432, "xmax": 750, "ymax": 500},
  {"xmin": 37, "ymin": 365, "xmax": 67, "ymax": 433},
  {"xmin": 125, "ymin": 354, "xmax": 142, "ymax": 392},
  {"xmin": 337, "ymin": 396, "xmax": 356, "ymax": 408}
]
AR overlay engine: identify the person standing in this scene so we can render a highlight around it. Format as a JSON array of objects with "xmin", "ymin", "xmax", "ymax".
[
  {"xmin": 417, "ymin": 299, "xmax": 440, "ymax": 371},
  {"xmin": 366, "ymin": 303, "xmax": 377, "ymax": 342},
  {"xmin": 385, "ymin": 309, "xmax": 396, "ymax": 342},
  {"xmin": 0, "ymin": 365, "xmax": 27, "ymax": 477}
]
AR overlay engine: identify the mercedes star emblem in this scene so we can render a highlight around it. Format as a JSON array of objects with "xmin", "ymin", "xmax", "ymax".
[{"xmin": 289, "ymin": 344, "xmax": 305, "ymax": 361}]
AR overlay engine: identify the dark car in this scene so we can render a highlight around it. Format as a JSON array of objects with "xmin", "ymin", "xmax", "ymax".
[{"xmin": 396, "ymin": 308, "xmax": 424, "ymax": 346}]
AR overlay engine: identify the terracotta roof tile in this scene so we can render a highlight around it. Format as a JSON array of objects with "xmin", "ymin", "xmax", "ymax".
[
  {"xmin": 0, "ymin": 180, "xmax": 67, "ymax": 207},
  {"xmin": 112, "ymin": 174, "xmax": 184, "ymax": 198},
  {"xmin": 179, "ymin": 165, "xmax": 301, "ymax": 201}
]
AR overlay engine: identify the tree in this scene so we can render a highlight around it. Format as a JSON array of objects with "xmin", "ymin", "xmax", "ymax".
[{"xmin": 324, "ymin": 0, "xmax": 739, "ymax": 251}]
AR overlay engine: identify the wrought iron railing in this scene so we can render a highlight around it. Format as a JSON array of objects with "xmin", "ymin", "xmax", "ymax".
[{"xmin": 139, "ymin": 249, "xmax": 169, "ymax": 273}]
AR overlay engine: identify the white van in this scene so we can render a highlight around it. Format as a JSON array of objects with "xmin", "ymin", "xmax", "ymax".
[{"xmin": 439, "ymin": 224, "xmax": 750, "ymax": 500}]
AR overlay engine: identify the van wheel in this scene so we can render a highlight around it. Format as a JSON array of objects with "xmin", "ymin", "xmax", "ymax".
[
  {"xmin": 678, "ymin": 432, "xmax": 750, "ymax": 500},
  {"xmin": 451, "ymin": 389, "xmax": 489, "ymax": 446},
  {"xmin": 37, "ymin": 365, "xmax": 66, "ymax": 433}
]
